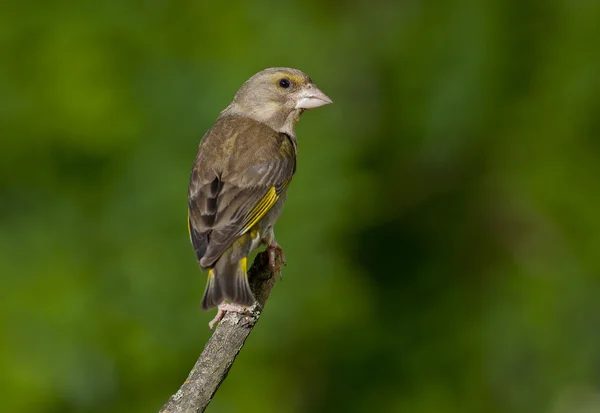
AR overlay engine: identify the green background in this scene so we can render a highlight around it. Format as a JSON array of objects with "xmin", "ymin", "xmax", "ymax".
[{"xmin": 2, "ymin": 0, "xmax": 600, "ymax": 412}]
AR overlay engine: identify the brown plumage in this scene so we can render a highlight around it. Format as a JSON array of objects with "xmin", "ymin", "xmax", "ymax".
[{"xmin": 187, "ymin": 68, "xmax": 332, "ymax": 310}]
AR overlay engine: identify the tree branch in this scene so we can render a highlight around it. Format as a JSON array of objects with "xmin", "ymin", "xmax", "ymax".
[{"xmin": 159, "ymin": 252, "xmax": 275, "ymax": 413}]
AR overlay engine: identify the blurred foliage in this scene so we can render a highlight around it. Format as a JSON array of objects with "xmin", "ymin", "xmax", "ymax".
[{"xmin": 1, "ymin": 0, "xmax": 600, "ymax": 412}]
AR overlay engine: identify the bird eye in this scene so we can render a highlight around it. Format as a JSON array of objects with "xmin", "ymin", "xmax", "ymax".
[{"xmin": 278, "ymin": 78, "xmax": 291, "ymax": 89}]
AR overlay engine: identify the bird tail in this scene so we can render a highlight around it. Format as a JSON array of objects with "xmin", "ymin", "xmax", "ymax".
[{"xmin": 201, "ymin": 244, "xmax": 254, "ymax": 310}]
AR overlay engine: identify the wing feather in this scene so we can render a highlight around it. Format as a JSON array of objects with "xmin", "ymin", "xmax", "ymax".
[{"xmin": 188, "ymin": 115, "xmax": 296, "ymax": 268}]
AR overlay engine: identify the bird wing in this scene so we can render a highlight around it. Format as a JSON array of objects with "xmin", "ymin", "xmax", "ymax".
[{"xmin": 188, "ymin": 115, "xmax": 296, "ymax": 268}]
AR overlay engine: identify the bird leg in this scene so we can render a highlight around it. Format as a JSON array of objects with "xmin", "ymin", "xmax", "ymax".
[
  {"xmin": 266, "ymin": 240, "xmax": 286, "ymax": 279},
  {"xmin": 208, "ymin": 302, "xmax": 253, "ymax": 330}
]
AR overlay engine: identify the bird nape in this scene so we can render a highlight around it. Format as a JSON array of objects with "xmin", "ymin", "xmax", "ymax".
[{"xmin": 186, "ymin": 67, "xmax": 332, "ymax": 327}]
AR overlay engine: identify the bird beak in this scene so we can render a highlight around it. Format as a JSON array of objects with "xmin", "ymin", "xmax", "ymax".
[{"xmin": 295, "ymin": 84, "xmax": 333, "ymax": 109}]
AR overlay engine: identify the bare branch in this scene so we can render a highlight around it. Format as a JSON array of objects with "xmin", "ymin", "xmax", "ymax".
[{"xmin": 159, "ymin": 252, "xmax": 275, "ymax": 413}]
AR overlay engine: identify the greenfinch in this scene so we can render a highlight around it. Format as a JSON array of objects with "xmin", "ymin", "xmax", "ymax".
[{"xmin": 188, "ymin": 68, "xmax": 332, "ymax": 311}]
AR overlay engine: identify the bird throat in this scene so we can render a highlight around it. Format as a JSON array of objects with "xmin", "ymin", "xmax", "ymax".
[{"xmin": 226, "ymin": 102, "xmax": 303, "ymax": 136}]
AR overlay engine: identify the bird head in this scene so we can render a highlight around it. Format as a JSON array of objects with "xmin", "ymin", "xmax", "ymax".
[{"xmin": 224, "ymin": 67, "xmax": 332, "ymax": 135}]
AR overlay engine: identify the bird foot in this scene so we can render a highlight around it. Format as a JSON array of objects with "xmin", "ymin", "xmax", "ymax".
[
  {"xmin": 266, "ymin": 241, "xmax": 286, "ymax": 279},
  {"xmin": 208, "ymin": 302, "xmax": 256, "ymax": 330}
]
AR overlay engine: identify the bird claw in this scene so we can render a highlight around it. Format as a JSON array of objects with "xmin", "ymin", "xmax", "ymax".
[
  {"xmin": 266, "ymin": 242, "xmax": 286, "ymax": 279},
  {"xmin": 208, "ymin": 302, "xmax": 254, "ymax": 330}
]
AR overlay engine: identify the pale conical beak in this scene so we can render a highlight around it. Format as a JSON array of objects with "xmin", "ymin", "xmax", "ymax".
[{"xmin": 295, "ymin": 84, "xmax": 333, "ymax": 109}]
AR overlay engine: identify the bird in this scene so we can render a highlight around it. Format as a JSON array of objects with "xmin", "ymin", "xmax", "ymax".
[{"xmin": 187, "ymin": 67, "xmax": 332, "ymax": 322}]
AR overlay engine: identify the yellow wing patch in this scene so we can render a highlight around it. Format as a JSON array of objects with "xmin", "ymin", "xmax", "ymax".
[{"xmin": 239, "ymin": 186, "xmax": 278, "ymax": 235}]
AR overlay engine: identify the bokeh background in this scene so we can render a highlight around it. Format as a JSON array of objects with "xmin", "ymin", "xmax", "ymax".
[{"xmin": 2, "ymin": 0, "xmax": 600, "ymax": 412}]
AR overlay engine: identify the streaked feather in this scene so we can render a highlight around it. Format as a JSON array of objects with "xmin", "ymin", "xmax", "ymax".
[{"xmin": 188, "ymin": 115, "xmax": 296, "ymax": 269}]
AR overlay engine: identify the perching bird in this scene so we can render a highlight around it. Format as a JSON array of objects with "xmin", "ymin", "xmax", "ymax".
[{"xmin": 187, "ymin": 67, "xmax": 332, "ymax": 316}]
